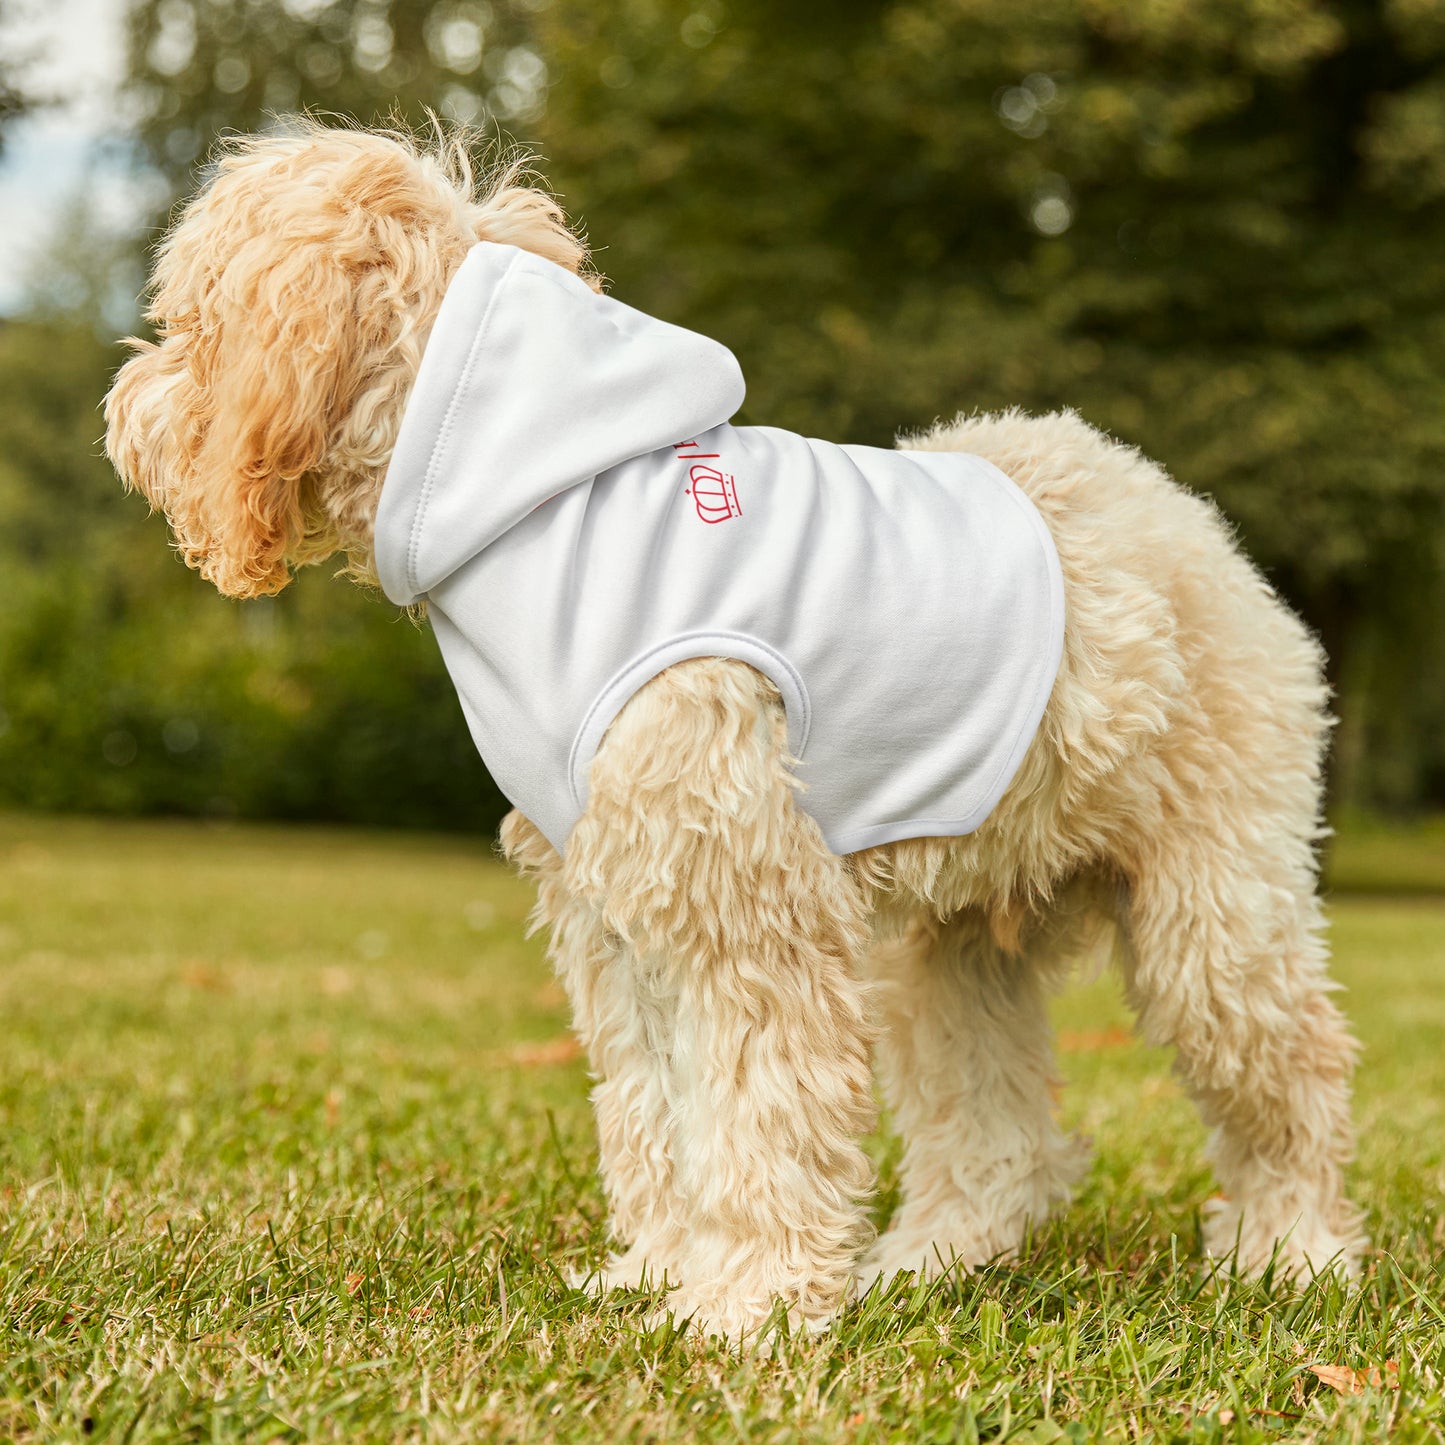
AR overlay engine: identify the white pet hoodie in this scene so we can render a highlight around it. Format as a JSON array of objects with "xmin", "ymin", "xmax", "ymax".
[{"xmin": 374, "ymin": 242, "xmax": 1065, "ymax": 855}]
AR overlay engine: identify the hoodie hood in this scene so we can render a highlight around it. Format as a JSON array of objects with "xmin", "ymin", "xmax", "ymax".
[{"xmin": 374, "ymin": 242, "xmax": 746, "ymax": 605}]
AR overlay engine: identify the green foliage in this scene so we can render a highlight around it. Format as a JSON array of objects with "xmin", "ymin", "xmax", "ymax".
[
  {"xmin": 531, "ymin": 0, "xmax": 1445, "ymax": 806},
  {"xmin": 0, "ymin": 317, "xmax": 507, "ymax": 832},
  {"xmin": 0, "ymin": 74, "xmax": 25, "ymax": 154},
  {"xmin": 126, "ymin": 0, "xmax": 540, "ymax": 182},
  {"xmin": 1, "ymin": 814, "xmax": 1443, "ymax": 1440},
  {"xmin": 6, "ymin": 0, "xmax": 1445, "ymax": 822},
  {"xmin": 0, "ymin": 566, "xmax": 507, "ymax": 829},
  {"xmin": 0, "ymin": 0, "xmax": 33, "ymax": 155}
]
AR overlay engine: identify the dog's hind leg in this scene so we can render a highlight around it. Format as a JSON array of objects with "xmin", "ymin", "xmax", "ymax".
[
  {"xmin": 566, "ymin": 659, "xmax": 878, "ymax": 1343},
  {"xmin": 1122, "ymin": 834, "xmax": 1364, "ymax": 1279},
  {"xmin": 859, "ymin": 911, "xmax": 1089, "ymax": 1290}
]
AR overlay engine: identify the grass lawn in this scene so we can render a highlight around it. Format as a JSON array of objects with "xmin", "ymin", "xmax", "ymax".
[{"xmin": 1, "ymin": 812, "xmax": 1442, "ymax": 1443}]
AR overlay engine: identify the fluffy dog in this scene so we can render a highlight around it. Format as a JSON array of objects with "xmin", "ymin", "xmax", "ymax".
[{"xmin": 105, "ymin": 122, "xmax": 1365, "ymax": 1342}]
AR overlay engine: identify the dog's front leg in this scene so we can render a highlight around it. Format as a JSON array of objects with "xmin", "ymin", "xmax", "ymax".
[
  {"xmin": 501, "ymin": 809, "xmax": 688, "ymax": 1289},
  {"xmin": 567, "ymin": 659, "xmax": 878, "ymax": 1344}
]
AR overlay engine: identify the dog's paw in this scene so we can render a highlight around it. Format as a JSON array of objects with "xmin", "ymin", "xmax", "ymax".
[
  {"xmin": 860, "ymin": 1136, "xmax": 1091, "ymax": 1296},
  {"xmin": 570, "ymin": 1244, "xmax": 676, "ymax": 1296},
  {"xmin": 1201, "ymin": 1196, "xmax": 1366, "ymax": 1282},
  {"xmin": 645, "ymin": 1289, "xmax": 836, "ymax": 1351},
  {"xmin": 858, "ymin": 1217, "xmax": 1023, "ymax": 1295}
]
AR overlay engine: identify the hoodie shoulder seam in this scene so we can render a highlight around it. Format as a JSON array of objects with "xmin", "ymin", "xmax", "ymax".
[{"xmin": 405, "ymin": 247, "xmax": 521, "ymax": 598}]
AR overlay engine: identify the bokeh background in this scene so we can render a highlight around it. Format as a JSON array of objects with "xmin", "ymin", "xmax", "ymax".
[{"xmin": 4, "ymin": 0, "xmax": 1445, "ymax": 835}]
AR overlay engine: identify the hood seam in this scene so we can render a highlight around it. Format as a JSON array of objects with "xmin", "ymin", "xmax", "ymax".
[{"xmin": 404, "ymin": 247, "xmax": 521, "ymax": 599}]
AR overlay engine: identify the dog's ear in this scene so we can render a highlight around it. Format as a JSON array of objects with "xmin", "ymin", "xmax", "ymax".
[
  {"xmin": 105, "ymin": 126, "xmax": 596, "ymax": 598},
  {"xmin": 105, "ymin": 332, "xmax": 200, "ymax": 541},
  {"xmin": 106, "ymin": 138, "xmax": 422, "ymax": 599},
  {"xmin": 182, "ymin": 241, "xmax": 356, "ymax": 598},
  {"xmin": 105, "ymin": 243, "xmax": 368, "ymax": 599}
]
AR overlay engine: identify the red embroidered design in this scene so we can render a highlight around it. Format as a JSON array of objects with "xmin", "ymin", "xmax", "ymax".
[
  {"xmin": 674, "ymin": 440, "xmax": 742, "ymax": 524},
  {"xmin": 685, "ymin": 464, "xmax": 743, "ymax": 523}
]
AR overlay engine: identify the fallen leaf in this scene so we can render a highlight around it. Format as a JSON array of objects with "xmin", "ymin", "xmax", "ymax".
[
  {"xmin": 503, "ymin": 1036, "xmax": 584, "ymax": 1067},
  {"xmin": 179, "ymin": 961, "xmax": 229, "ymax": 992},
  {"xmin": 345, "ymin": 1273, "xmax": 365, "ymax": 1296},
  {"xmin": 1056, "ymin": 1027, "xmax": 1134, "ymax": 1052},
  {"xmin": 1310, "ymin": 1362, "xmax": 1399, "ymax": 1395}
]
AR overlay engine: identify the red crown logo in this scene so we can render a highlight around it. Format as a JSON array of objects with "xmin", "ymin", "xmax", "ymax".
[{"xmin": 685, "ymin": 463, "xmax": 742, "ymax": 524}]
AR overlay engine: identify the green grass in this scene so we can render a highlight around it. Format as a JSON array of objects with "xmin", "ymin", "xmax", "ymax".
[{"xmin": 1, "ymin": 813, "xmax": 1442, "ymax": 1443}]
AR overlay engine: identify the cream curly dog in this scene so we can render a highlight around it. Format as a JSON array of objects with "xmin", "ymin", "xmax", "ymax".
[{"xmin": 105, "ymin": 123, "xmax": 1365, "ymax": 1343}]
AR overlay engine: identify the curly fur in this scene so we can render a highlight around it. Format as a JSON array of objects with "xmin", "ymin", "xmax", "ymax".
[
  {"xmin": 105, "ymin": 123, "xmax": 1365, "ymax": 1345},
  {"xmin": 105, "ymin": 119, "xmax": 592, "ymax": 598}
]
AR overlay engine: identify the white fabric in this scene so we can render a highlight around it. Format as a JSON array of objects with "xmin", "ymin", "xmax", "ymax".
[{"xmin": 375, "ymin": 242, "xmax": 1065, "ymax": 855}]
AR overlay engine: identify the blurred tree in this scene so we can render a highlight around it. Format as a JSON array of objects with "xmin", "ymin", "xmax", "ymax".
[
  {"xmin": 531, "ymin": 0, "xmax": 1445, "ymax": 805},
  {"xmin": 23, "ymin": 0, "xmax": 1441, "ymax": 824},
  {"xmin": 124, "ymin": 0, "xmax": 542, "ymax": 187},
  {"xmin": 0, "ymin": 0, "xmax": 35, "ymax": 153},
  {"xmin": 0, "ymin": 314, "xmax": 509, "ymax": 831},
  {"xmin": 41, "ymin": 0, "xmax": 551, "ymax": 833}
]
